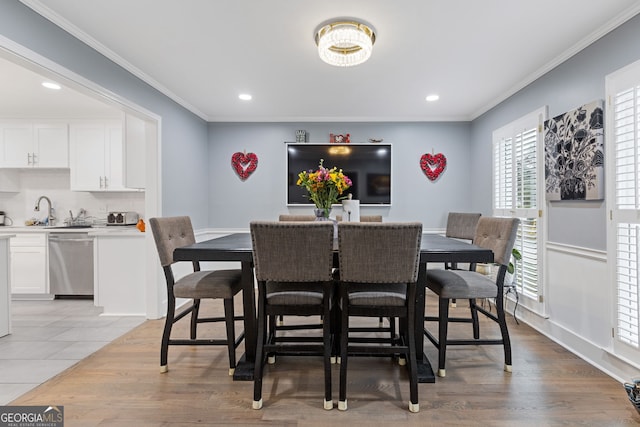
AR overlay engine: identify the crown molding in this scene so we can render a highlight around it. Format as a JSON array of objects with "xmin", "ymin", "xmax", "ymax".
[
  {"xmin": 471, "ymin": 3, "xmax": 640, "ymax": 120},
  {"xmin": 20, "ymin": 0, "xmax": 208, "ymax": 121}
]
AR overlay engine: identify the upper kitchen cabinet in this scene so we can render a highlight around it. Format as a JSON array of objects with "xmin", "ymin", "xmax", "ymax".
[
  {"xmin": 124, "ymin": 113, "xmax": 146, "ymax": 190},
  {"xmin": 69, "ymin": 120, "xmax": 135, "ymax": 192},
  {"xmin": 0, "ymin": 120, "xmax": 68, "ymax": 168}
]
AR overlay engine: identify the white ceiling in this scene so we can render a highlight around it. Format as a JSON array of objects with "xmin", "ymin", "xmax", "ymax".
[{"xmin": 9, "ymin": 0, "xmax": 640, "ymax": 122}]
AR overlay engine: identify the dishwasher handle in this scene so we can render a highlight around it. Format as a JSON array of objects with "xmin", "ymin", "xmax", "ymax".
[{"xmin": 49, "ymin": 234, "xmax": 94, "ymax": 243}]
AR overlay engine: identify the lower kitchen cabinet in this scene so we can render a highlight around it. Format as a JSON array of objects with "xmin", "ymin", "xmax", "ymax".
[
  {"xmin": 94, "ymin": 233, "xmax": 145, "ymax": 315},
  {"xmin": 10, "ymin": 233, "xmax": 47, "ymax": 295}
]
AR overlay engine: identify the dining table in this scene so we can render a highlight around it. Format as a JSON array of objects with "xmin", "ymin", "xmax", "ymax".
[{"xmin": 173, "ymin": 232, "xmax": 494, "ymax": 382}]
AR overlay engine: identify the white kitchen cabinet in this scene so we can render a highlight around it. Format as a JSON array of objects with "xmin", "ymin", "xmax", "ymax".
[
  {"xmin": 69, "ymin": 120, "xmax": 131, "ymax": 191},
  {"xmin": 10, "ymin": 233, "xmax": 47, "ymax": 295},
  {"xmin": 0, "ymin": 120, "xmax": 68, "ymax": 168},
  {"xmin": 124, "ymin": 113, "xmax": 146, "ymax": 189}
]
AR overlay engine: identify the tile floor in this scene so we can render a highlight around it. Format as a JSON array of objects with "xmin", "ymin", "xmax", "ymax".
[{"xmin": 0, "ymin": 299, "xmax": 145, "ymax": 405}]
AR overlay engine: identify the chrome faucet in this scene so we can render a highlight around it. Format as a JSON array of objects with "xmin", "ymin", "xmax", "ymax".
[{"xmin": 35, "ymin": 196, "xmax": 55, "ymax": 226}]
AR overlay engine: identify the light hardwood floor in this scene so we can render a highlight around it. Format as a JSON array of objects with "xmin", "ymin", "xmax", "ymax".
[{"xmin": 9, "ymin": 295, "xmax": 639, "ymax": 426}]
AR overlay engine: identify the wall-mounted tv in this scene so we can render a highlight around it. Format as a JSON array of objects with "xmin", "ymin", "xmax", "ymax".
[{"xmin": 287, "ymin": 143, "xmax": 392, "ymax": 206}]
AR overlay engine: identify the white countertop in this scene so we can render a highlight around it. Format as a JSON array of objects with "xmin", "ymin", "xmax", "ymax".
[{"xmin": 1, "ymin": 225, "xmax": 145, "ymax": 237}]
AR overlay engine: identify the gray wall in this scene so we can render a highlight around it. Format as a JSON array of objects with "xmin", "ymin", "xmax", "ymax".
[
  {"xmin": 208, "ymin": 122, "xmax": 472, "ymax": 229},
  {"xmin": 470, "ymin": 13, "xmax": 640, "ymax": 250},
  {"xmin": 0, "ymin": 1, "xmax": 210, "ymax": 227}
]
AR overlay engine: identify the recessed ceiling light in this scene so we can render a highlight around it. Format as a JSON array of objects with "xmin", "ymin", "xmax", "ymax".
[
  {"xmin": 426, "ymin": 94, "xmax": 439, "ymax": 102},
  {"xmin": 238, "ymin": 94, "xmax": 252, "ymax": 101},
  {"xmin": 42, "ymin": 82, "xmax": 61, "ymax": 90}
]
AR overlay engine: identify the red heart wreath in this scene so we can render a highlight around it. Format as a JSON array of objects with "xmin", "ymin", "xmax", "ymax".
[
  {"xmin": 420, "ymin": 153, "xmax": 447, "ymax": 181},
  {"xmin": 231, "ymin": 152, "xmax": 258, "ymax": 180}
]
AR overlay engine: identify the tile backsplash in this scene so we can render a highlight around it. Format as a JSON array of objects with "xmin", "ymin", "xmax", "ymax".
[{"xmin": 0, "ymin": 169, "xmax": 144, "ymax": 226}]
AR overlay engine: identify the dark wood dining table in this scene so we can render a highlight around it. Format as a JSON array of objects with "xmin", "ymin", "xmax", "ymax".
[{"xmin": 173, "ymin": 232, "xmax": 494, "ymax": 382}]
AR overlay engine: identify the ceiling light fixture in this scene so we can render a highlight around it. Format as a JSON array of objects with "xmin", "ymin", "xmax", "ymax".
[
  {"xmin": 238, "ymin": 94, "xmax": 252, "ymax": 101},
  {"xmin": 315, "ymin": 19, "xmax": 376, "ymax": 67},
  {"xmin": 426, "ymin": 94, "xmax": 439, "ymax": 102},
  {"xmin": 42, "ymin": 82, "xmax": 61, "ymax": 90}
]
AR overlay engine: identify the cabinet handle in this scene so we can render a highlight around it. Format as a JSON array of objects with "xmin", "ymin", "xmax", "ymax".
[
  {"xmin": 99, "ymin": 176, "xmax": 104, "ymax": 189},
  {"xmin": 31, "ymin": 152, "xmax": 37, "ymax": 166},
  {"xmin": 27, "ymin": 153, "xmax": 32, "ymax": 165},
  {"xmin": 104, "ymin": 176, "xmax": 108, "ymax": 188}
]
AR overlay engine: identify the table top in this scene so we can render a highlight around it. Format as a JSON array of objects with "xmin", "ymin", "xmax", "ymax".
[{"xmin": 174, "ymin": 232, "xmax": 494, "ymax": 264}]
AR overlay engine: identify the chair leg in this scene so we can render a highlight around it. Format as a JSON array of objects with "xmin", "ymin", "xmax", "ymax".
[
  {"xmin": 495, "ymin": 295, "xmax": 513, "ymax": 372},
  {"xmin": 252, "ymin": 294, "xmax": 266, "ymax": 410},
  {"xmin": 323, "ymin": 295, "xmax": 333, "ymax": 410},
  {"xmin": 437, "ymin": 298, "xmax": 450, "ymax": 377},
  {"xmin": 160, "ymin": 294, "xmax": 176, "ymax": 373},
  {"xmin": 223, "ymin": 297, "xmax": 237, "ymax": 376},
  {"xmin": 406, "ymin": 296, "xmax": 419, "ymax": 413},
  {"xmin": 469, "ymin": 298, "xmax": 480, "ymax": 339},
  {"xmin": 338, "ymin": 289, "xmax": 349, "ymax": 411},
  {"xmin": 190, "ymin": 299, "xmax": 200, "ymax": 340}
]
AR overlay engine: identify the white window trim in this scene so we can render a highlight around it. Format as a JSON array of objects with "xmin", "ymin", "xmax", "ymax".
[
  {"xmin": 492, "ymin": 106, "xmax": 547, "ymax": 317},
  {"xmin": 605, "ymin": 58, "xmax": 640, "ymax": 362}
]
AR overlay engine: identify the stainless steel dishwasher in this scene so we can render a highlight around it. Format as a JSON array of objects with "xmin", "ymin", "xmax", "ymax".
[{"xmin": 48, "ymin": 232, "xmax": 94, "ymax": 297}]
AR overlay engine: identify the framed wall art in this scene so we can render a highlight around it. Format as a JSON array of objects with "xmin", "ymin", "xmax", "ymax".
[{"xmin": 544, "ymin": 100, "xmax": 604, "ymax": 201}]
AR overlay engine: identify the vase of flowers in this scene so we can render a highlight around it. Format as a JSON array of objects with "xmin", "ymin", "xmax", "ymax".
[{"xmin": 297, "ymin": 159, "xmax": 352, "ymax": 219}]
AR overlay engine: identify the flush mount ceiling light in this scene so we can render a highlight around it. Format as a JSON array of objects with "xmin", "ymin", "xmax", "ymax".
[{"xmin": 315, "ymin": 20, "xmax": 376, "ymax": 67}]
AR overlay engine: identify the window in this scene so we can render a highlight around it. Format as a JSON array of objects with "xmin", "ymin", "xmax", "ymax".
[
  {"xmin": 606, "ymin": 60, "xmax": 640, "ymax": 361},
  {"xmin": 493, "ymin": 107, "xmax": 546, "ymax": 313}
]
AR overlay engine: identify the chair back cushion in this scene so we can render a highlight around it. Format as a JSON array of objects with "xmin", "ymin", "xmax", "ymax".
[
  {"xmin": 338, "ymin": 222, "xmax": 422, "ymax": 284},
  {"xmin": 473, "ymin": 217, "xmax": 520, "ymax": 266},
  {"xmin": 445, "ymin": 212, "xmax": 482, "ymax": 240},
  {"xmin": 149, "ymin": 216, "xmax": 196, "ymax": 267},
  {"xmin": 250, "ymin": 221, "xmax": 334, "ymax": 282}
]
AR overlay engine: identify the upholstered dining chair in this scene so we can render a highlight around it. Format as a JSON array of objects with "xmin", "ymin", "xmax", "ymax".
[
  {"xmin": 149, "ymin": 216, "xmax": 244, "ymax": 375},
  {"xmin": 335, "ymin": 215, "xmax": 383, "ymax": 222},
  {"xmin": 424, "ymin": 216, "xmax": 519, "ymax": 377},
  {"xmin": 250, "ymin": 221, "xmax": 335, "ymax": 410},
  {"xmin": 277, "ymin": 214, "xmax": 316, "ymax": 221},
  {"xmin": 444, "ymin": 212, "xmax": 481, "ymax": 308},
  {"xmin": 337, "ymin": 222, "xmax": 422, "ymax": 413}
]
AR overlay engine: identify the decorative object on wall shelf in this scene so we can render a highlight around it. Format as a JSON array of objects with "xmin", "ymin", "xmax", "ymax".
[
  {"xmin": 295, "ymin": 130, "xmax": 307, "ymax": 143},
  {"xmin": 231, "ymin": 151, "xmax": 258, "ymax": 180},
  {"xmin": 330, "ymin": 133, "xmax": 350, "ymax": 143},
  {"xmin": 544, "ymin": 100, "xmax": 604, "ymax": 201},
  {"xmin": 368, "ymin": 138, "xmax": 383, "ymax": 143},
  {"xmin": 420, "ymin": 152, "xmax": 447, "ymax": 181}
]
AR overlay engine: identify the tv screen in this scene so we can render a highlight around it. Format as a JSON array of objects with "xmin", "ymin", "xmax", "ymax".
[{"xmin": 286, "ymin": 143, "xmax": 392, "ymax": 206}]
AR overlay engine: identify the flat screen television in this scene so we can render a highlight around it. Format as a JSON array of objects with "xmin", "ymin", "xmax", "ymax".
[{"xmin": 286, "ymin": 143, "xmax": 392, "ymax": 206}]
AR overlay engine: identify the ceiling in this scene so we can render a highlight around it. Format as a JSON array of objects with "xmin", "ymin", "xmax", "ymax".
[{"xmin": 8, "ymin": 0, "xmax": 640, "ymax": 122}]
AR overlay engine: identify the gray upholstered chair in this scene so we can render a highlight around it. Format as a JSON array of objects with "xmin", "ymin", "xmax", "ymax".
[
  {"xmin": 277, "ymin": 214, "xmax": 316, "ymax": 221},
  {"xmin": 335, "ymin": 215, "xmax": 383, "ymax": 222},
  {"xmin": 337, "ymin": 222, "xmax": 422, "ymax": 413},
  {"xmin": 149, "ymin": 216, "xmax": 244, "ymax": 375},
  {"xmin": 250, "ymin": 221, "xmax": 335, "ymax": 410},
  {"xmin": 444, "ymin": 212, "xmax": 481, "ymax": 270},
  {"xmin": 424, "ymin": 216, "xmax": 519, "ymax": 377}
]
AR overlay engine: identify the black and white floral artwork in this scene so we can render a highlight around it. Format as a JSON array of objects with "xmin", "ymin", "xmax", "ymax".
[{"xmin": 544, "ymin": 100, "xmax": 604, "ymax": 201}]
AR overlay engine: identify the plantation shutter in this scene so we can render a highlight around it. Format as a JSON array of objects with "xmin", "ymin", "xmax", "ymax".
[
  {"xmin": 492, "ymin": 107, "xmax": 545, "ymax": 309},
  {"xmin": 607, "ymin": 61, "xmax": 640, "ymax": 358}
]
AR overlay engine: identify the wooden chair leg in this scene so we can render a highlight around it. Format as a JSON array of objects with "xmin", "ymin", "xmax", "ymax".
[
  {"xmin": 252, "ymin": 295, "xmax": 266, "ymax": 409},
  {"xmin": 495, "ymin": 295, "xmax": 513, "ymax": 372},
  {"xmin": 323, "ymin": 295, "xmax": 333, "ymax": 410},
  {"xmin": 469, "ymin": 298, "xmax": 480, "ymax": 339},
  {"xmin": 190, "ymin": 299, "xmax": 200, "ymax": 339},
  {"xmin": 338, "ymin": 289, "xmax": 349, "ymax": 411},
  {"xmin": 160, "ymin": 295, "xmax": 176, "ymax": 373},
  {"xmin": 223, "ymin": 298, "xmax": 237, "ymax": 375},
  {"xmin": 437, "ymin": 298, "xmax": 450, "ymax": 377},
  {"xmin": 406, "ymin": 287, "xmax": 419, "ymax": 413}
]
